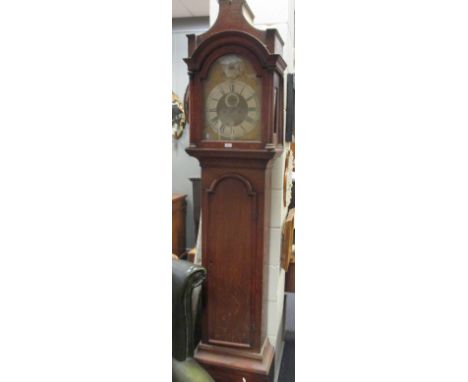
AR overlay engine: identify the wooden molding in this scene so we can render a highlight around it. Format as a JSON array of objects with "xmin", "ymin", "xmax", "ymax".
[{"xmin": 195, "ymin": 337, "xmax": 274, "ymax": 382}]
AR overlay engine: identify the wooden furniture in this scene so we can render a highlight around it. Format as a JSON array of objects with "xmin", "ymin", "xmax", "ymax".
[
  {"xmin": 281, "ymin": 209, "xmax": 295, "ymax": 271},
  {"xmin": 285, "ymin": 250, "xmax": 295, "ymax": 293},
  {"xmin": 184, "ymin": 1, "xmax": 286, "ymax": 380},
  {"xmin": 190, "ymin": 177, "xmax": 202, "ymax": 237},
  {"xmin": 172, "ymin": 193, "xmax": 187, "ymax": 257},
  {"xmin": 285, "ymin": 73, "xmax": 295, "ymax": 142}
]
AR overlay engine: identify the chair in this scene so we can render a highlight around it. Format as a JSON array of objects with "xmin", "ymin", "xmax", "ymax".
[{"xmin": 172, "ymin": 259, "xmax": 214, "ymax": 382}]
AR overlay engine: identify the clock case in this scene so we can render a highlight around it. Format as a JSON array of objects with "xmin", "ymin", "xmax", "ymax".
[{"xmin": 184, "ymin": 1, "xmax": 287, "ymax": 381}]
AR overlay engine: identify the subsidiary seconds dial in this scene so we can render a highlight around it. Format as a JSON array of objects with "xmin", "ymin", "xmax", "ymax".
[{"xmin": 205, "ymin": 80, "xmax": 260, "ymax": 140}]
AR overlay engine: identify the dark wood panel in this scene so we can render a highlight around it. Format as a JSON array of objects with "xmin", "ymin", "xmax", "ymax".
[
  {"xmin": 285, "ymin": 261, "xmax": 295, "ymax": 293},
  {"xmin": 285, "ymin": 73, "xmax": 295, "ymax": 142},
  {"xmin": 172, "ymin": 193, "xmax": 187, "ymax": 256},
  {"xmin": 206, "ymin": 175, "xmax": 255, "ymax": 347}
]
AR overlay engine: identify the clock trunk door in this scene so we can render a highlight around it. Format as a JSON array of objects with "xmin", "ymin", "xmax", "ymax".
[
  {"xmin": 203, "ymin": 54, "xmax": 262, "ymax": 142},
  {"xmin": 204, "ymin": 174, "xmax": 257, "ymax": 349}
]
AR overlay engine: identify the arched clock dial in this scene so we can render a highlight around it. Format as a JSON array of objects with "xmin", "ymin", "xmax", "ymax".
[
  {"xmin": 205, "ymin": 80, "xmax": 260, "ymax": 140},
  {"xmin": 203, "ymin": 54, "xmax": 262, "ymax": 141}
]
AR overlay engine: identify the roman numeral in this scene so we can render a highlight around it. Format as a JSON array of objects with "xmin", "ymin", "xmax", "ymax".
[
  {"xmin": 245, "ymin": 95, "xmax": 254, "ymax": 101},
  {"xmin": 245, "ymin": 116, "xmax": 255, "ymax": 123},
  {"xmin": 248, "ymin": 107, "xmax": 256, "ymax": 112},
  {"xmin": 229, "ymin": 83, "xmax": 235, "ymax": 93}
]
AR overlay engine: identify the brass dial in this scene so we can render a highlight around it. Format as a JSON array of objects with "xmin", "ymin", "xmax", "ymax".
[
  {"xmin": 205, "ymin": 80, "xmax": 259, "ymax": 139},
  {"xmin": 203, "ymin": 54, "xmax": 261, "ymax": 141}
]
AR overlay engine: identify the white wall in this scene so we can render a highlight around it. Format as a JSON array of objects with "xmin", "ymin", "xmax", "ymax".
[{"xmin": 172, "ymin": 17, "xmax": 209, "ymax": 248}]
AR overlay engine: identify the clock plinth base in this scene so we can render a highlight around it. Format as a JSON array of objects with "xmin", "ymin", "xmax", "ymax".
[{"xmin": 194, "ymin": 339, "xmax": 275, "ymax": 382}]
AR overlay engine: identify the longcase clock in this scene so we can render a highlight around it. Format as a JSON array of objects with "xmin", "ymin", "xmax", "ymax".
[{"xmin": 184, "ymin": 1, "xmax": 286, "ymax": 381}]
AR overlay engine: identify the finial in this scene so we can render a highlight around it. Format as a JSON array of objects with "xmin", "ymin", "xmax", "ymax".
[{"xmin": 216, "ymin": 0, "xmax": 255, "ymax": 24}]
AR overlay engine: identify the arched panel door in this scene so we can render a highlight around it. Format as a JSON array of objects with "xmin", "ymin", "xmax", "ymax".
[{"xmin": 204, "ymin": 174, "xmax": 257, "ymax": 348}]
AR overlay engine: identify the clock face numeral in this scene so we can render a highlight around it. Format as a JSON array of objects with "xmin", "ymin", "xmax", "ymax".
[{"xmin": 205, "ymin": 79, "xmax": 260, "ymax": 139}]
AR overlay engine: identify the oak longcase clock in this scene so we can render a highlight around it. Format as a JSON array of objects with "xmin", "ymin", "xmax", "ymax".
[{"xmin": 184, "ymin": 1, "xmax": 286, "ymax": 381}]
